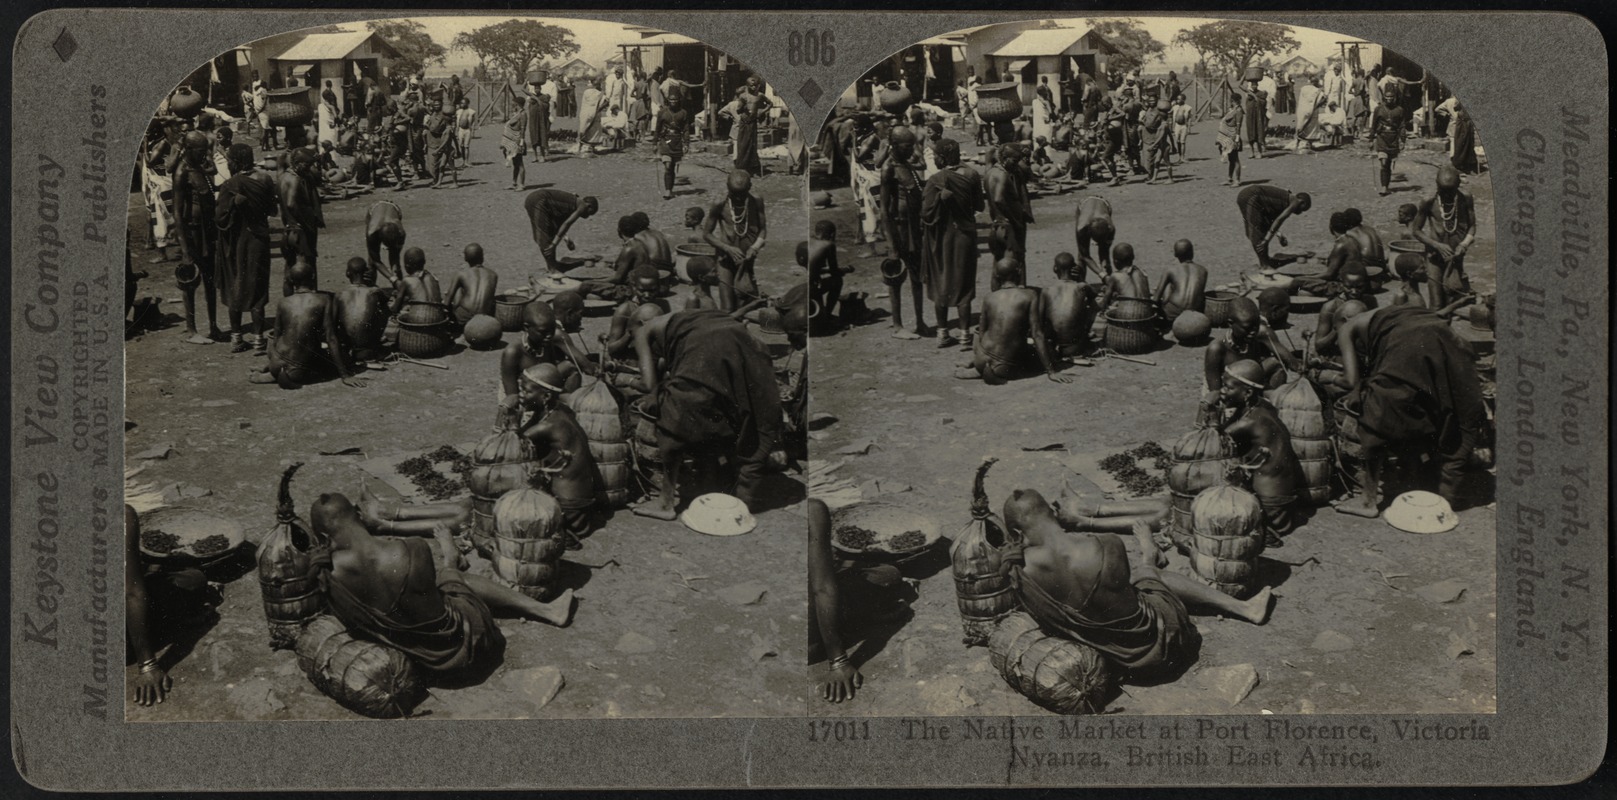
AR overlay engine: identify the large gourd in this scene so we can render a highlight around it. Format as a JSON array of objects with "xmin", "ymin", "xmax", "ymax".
[
  {"xmin": 257, "ymin": 463, "xmax": 327, "ymax": 650},
  {"xmin": 1166, "ymin": 427, "xmax": 1234, "ymax": 552},
  {"xmin": 568, "ymin": 376, "xmax": 632, "ymax": 508},
  {"xmin": 1269, "ymin": 377, "xmax": 1334, "ymax": 504},
  {"xmin": 466, "ymin": 426, "xmax": 538, "ymax": 556},
  {"xmin": 295, "ymin": 615, "xmax": 426, "ymax": 719},
  {"xmin": 950, "ymin": 459, "xmax": 1020, "ymax": 647},
  {"xmin": 1188, "ymin": 483, "xmax": 1266, "ymax": 598},
  {"xmin": 988, "ymin": 612, "xmax": 1115, "ymax": 715},
  {"xmin": 489, "ymin": 488, "xmax": 567, "ymax": 601}
]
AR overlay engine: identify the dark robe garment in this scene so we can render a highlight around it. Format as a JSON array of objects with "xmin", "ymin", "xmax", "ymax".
[
  {"xmin": 1352, "ymin": 305, "xmax": 1485, "ymax": 460},
  {"xmin": 920, "ymin": 165, "xmax": 983, "ymax": 307},
  {"xmin": 1449, "ymin": 109, "xmax": 1479, "ymax": 173},
  {"xmin": 655, "ymin": 310, "xmax": 781, "ymax": 457},
  {"xmin": 213, "ymin": 167, "xmax": 277, "ymax": 312}
]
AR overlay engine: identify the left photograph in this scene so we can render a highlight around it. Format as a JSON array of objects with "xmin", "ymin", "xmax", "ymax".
[{"xmin": 122, "ymin": 15, "xmax": 810, "ymax": 720}]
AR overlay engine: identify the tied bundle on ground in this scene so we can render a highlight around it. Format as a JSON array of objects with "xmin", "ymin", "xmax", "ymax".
[
  {"xmin": 950, "ymin": 459, "xmax": 1020, "ymax": 647},
  {"xmin": 1189, "ymin": 482, "xmax": 1266, "ymax": 598},
  {"xmin": 295, "ymin": 615, "xmax": 426, "ymax": 719},
  {"xmin": 466, "ymin": 426, "xmax": 539, "ymax": 557},
  {"xmin": 1268, "ymin": 377, "xmax": 1334, "ymax": 504},
  {"xmin": 490, "ymin": 488, "xmax": 567, "ymax": 601},
  {"xmin": 257, "ymin": 463, "xmax": 327, "ymax": 650},
  {"xmin": 988, "ymin": 613, "xmax": 1115, "ymax": 715},
  {"xmin": 1166, "ymin": 427, "xmax": 1235, "ymax": 553},
  {"xmin": 568, "ymin": 376, "xmax": 632, "ymax": 509}
]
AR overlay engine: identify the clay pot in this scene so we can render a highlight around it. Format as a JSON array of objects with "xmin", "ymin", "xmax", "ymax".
[
  {"xmin": 878, "ymin": 81, "xmax": 915, "ymax": 115},
  {"xmin": 169, "ymin": 87, "xmax": 206, "ymax": 119}
]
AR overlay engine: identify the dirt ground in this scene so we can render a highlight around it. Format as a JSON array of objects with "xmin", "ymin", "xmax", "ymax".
[
  {"xmin": 124, "ymin": 116, "xmax": 809, "ymax": 720},
  {"xmin": 807, "ymin": 118, "xmax": 1497, "ymax": 716}
]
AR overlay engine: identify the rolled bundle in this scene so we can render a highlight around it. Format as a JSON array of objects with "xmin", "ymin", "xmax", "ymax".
[
  {"xmin": 1166, "ymin": 427, "xmax": 1235, "ymax": 551},
  {"xmin": 1188, "ymin": 483, "xmax": 1266, "ymax": 597},
  {"xmin": 568, "ymin": 377, "xmax": 632, "ymax": 508},
  {"xmin": 465, "ymin": 427, "xmax": 538, "ymax": 554},
  {"xmin": 295, "ymin": 615, "xmax": 426, "ymax": 719},
  {"xmin": 988, "ymin": 612, "xmax": 1114, "ymax": 715},
  {"xmin": 950, "ymin": 459, "xmax": 1020, "ymax": 646},
  {"xmin": 257, "ymin": 463, "xmax": 327, "ymax": 650},
  {"xmin": 489, "ymin": 488, "xmax": 567, "ymax": 601},
  {"xmin": 1269, "ymin": 378, "xmax": 1334, "ymax": 504}
]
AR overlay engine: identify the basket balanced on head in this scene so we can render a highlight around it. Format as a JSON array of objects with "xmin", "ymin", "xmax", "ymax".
[
  {"xmin": 295, "ymin": 614, "xmax": 426, "ymax": 719},
  {"xmin": 1268, "ymin": 377, "xmax": 1334, "ymax": 504},
  {"xmin": 988, "ymin": 612, "xmax": 1115, "ymax": 715},
  {"xmin": 257, "ymin": 463, "xmax": 328, "ymax": 650},
  {"xmin": 951, "ymin": 458, "xmax": 1021, "ymax": 647},
  {"xmin": 568, "ymin": 376, "xmax": 633, "ymax": 509},
  {"xmin": 466, "ymin": 426, "xmax": 538, "ymax": 557},
  {"xmin": 490, "ymin": 488, "xmax": 568, "ymax": 601},
  {"xmin": 1166, "ymin": 427, "xmax": 1235, "ymax": 552},
  {"xmin": 1188, "ymin": 482, "xmax": 1266, "ymax": 598}
]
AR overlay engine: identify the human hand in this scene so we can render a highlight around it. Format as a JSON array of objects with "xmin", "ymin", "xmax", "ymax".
[
  {"xmin": 1431, "ymin": 242, "xmax": 1454, "ymax": 260},
  {"xmin": 132, "ymin": 665, "xmax": 171, "ymax": 706},
  {"xmin": 342, "ymin": 375, "xmax": 367, "ymax": 388},
  {"xmin": 1048, "ymin": 371, "xmax": 1072, "ymax": 384},
  {"xmin": 564, "ymin": 238, "xmax": 576, "ymax": 251},
  {"xmin": 1277, "ymin": 235, "xmax": 1289, "ymax": 248},
  {"xmin": 821, "ymin": 659, "xmax": 863, "ymax": 703}
]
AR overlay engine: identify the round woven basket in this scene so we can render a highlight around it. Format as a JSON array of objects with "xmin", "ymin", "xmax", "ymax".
[
  {"xmin": 494, "ymin": 294, "xmax": 533, "ymax": 332},
  {"xmin": 396, "ymin": 320, "xmax": 451, "ymax": 358},
  {"xmin": 1204, "ymin": 290, "xmax": 1239, "ymax": 327},
  {"xmin": 1103, "ymin": 313, "xmax": 1158, "ymax": 355},
  {"xmin": 832, "ymin": 502, "xmax": 941, "ymax": 556},
  {"xmin": 400, "ymin": 301, "xmax": 448, "ymax": 326},
  {"xmin": 974, "ymin": 82, "xmax": 1023, "ymax": 123},
  {"xmin": 266, "ymin": 87, "xmax": 314, "ymax": 127}
]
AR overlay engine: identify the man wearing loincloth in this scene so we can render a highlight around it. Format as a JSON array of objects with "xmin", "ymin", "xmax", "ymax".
[
  {"xmin": 1368, "ymin": 86, "xmax": 1407, "ymax": 196},
  {"xmin": 1333, "ymin": 304, "xmax": 1486, "ymax": 517},
  {"xmin": 1409, "ymin": 165, "xmax": 1476, "ymax": 307},
  {"xmin": 920, "ymin": 138, "xmax": 983, "ymax": 347},
  {"xmin": 1154, "ymin": 239, "xmax": 1208, "ymax": 320},
  {"xmin": 445, "ymin": 243, "xmax": 499, "ymax": 329},
  {"xmin": 629, "ymin": 309, "xmax": 782, "ymax": 519},
  {"xmin": 1072, "ymin": 196, "xmax": 1116, "ymax": 278},
  {"xmin": 807, "ymin": 219, "xmax": 849, "ymax": 324},
  {"xmin": 311, "ymin": 492, "xmax": 572, "ymax": 681},
  {"xmin": 702, "ymin": 170, "xmax": 768, "ymax": 313},
  {"xmin": 879, "ymin": 126, "xmax": 928, "ymax": 341},
  {"xmin": 999, "ymin": 490, "xmax": 1272, "ymax": 682},
  {"xmin": 1218, "ymin": 360, "xmax": 1306, "ymax": 547},
  {"xmin": 498, "ymin": 301, "xmax": 585, "ymax": 429},
  {"xmin": 248, "ymin": 260, "xmax": 363, "ymax": 389},
  {"xmin": 1043, "ymin": 253, "xmax": 1098, "ymax": 359},
  {"xmin": 1235, "ymin": 185, "xmax": 1310, "ymax": 272},
  {"xmin": 523, "ymin": 189, "xmax": 599, "ymax": 275},
  {"xmin": 954, "ymin": 258, "xmax": 1070, "ymax": 386},
  {"xmin": 518, "ymin": 364, "xmax": 602, "ymax": 549}
]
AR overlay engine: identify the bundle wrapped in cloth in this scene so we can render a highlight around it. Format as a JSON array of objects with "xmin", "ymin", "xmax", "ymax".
[
  {"xmin": 296, "ymin": 614, "xmax": 427, "ymax": 719},
  {"xmin": 988, "ymin": 612, "xmax": 1115, "ymax": 715}
]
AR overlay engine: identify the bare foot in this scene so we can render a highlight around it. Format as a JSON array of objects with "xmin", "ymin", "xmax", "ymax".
[
  {"xmin": 890, "ymin": 329, "xmax": 921, "ymax": 340},
  {"xmin": 631, "ymin": 498, "xmax": 678, "ymax": 520},
  {"xmin": 526, "ymin": 588, "xmax": 575, "ymax": 627},
  {"xmin": 953, "ymin": 366, "xmax": 982, "ymax": 380},
  {"xmin": 183, "ymin": 332, "xmax": 214, "ymax": 345},
  {"xmin": 247, "ymin": 371, "xmax": 278, "ymax": 384},
  {"xmin": 1334, "ymin": 495, "xmax": 1380, "ymax": 518},
  {"xmin": 1240, "ymin": 586, "xmax": 1274, "ymax": 624},
  {"xmin": 358, "ymin": 480, "xmax": 395, "ymax": 523}
]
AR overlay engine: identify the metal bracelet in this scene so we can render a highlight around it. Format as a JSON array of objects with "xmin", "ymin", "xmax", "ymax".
[
  {"xmin": 829, "ymin": 655, "xmax": 851, "ymax": 671},
  {"xmin": 139, "ymin": 659, "xmax": 161, "ymax": 674}
]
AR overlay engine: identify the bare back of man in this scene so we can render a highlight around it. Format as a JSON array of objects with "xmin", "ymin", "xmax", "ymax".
[
  {"xmin": 1073, "ymin": 196, "xmax": 1115, "ymax": 276},
  {"xmin": 1155, "ymin": 248, "xmax": 1208, "ymax": 319},
  {"xmin": 635, "ymin": 228, "xmax": 674, "ymax": 270},
  {"xmin": 253, "ymin": 290, "xmax": 348, "ymax": 388},
  {"xmin": 958, "ymin": 285, "xmax": 1065, "ymax": 385},
  {"xmin": 336, "ymin": 285, "xmax": 389, "ymax": 362},
  {"xmin": 1043, "ymin": 279, "xmax": 1097, "ymax": 358},
  {"xmin": 447, "ymin": 266, "xmax": 499, "ymax": 324}
]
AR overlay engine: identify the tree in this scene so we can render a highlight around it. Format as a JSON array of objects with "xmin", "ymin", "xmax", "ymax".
[
  {"xmin": 1088, "ymin": 18, "xmax": 1166, "ymax": 75},
  {"xmin": 452, "ymin": 20, "xmax": 579, "ymax": 83},
  {"xmin": 1173, "ymin": 20, "xmax": 1300, "ymax": 79},
  {"xmin": 368, "ymin": 20, "xmax": 447, "ymax": 79}
]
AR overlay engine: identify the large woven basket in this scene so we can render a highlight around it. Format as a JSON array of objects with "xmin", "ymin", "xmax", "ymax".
[
  {"xmin": 974, "ymin": 82, "xmax": 1023, "ymax": 123},
  {"xmin": 1204, "ymin": 290, "xmax": 1239, "ymax": 327},
  {"xmin": 1188, "ymin": 484, "xmax": 1265, "ymax": 598},
  {"xmin": 397, "ymin": 320, "xmax": 451, "ymax": 358},
  {"xmin": 494, "ymin": 293, "xmax": 533, "ymax": 332},
  {"xmin": 266, "ymin": 87, "xmax": 314, "ymax": 127},
  {"xmin": 1103, "ymin": 312, "xmax": 1158, "ymax": 355},
  {"xmin": 988, "ymin": 612, "xmax": 1114, "ymax": 715},
  {"xmin": 296, "ymin": 615, "xmax": 426, "ymax": 719}
]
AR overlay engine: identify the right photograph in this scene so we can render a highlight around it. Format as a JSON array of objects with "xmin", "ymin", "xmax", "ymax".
[{"xmin": 806, "ymin": 17, "xmax": 1496, "ymax": 716}]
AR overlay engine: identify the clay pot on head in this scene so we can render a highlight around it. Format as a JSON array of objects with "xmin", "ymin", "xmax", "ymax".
[{"xmin": 878, "ymin": 81, "xmax": 915, "ymax": 115}]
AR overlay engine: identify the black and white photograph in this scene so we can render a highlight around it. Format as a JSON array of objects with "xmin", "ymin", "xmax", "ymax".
[
  {"xmin": 120, "ymin": 14, "xmax": 810, "ymax": 721},
  {"xmin": 806, "ymin": 16, "xmax": 1499, "ymax": 717}
]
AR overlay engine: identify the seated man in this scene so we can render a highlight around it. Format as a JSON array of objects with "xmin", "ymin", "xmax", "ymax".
[
  {"xmin": 498, "ymin": 301, "xmax": 582, "ymax": 428},
  {"xmin": 600, "ymin": 267, "xmax": 672, "ymax": 358},
  {"xmin": 1334, "ymin": 304, "xmax": 1486, "ymax": 516},
  {"xmin": 1154, "ymin": 239, "xmax": 1208, "ymax": 319},
  {"xmin": 1256, "ymin": 286, "xmax": 1292, "ymax": 331},
  {"xmin": 1000, "ymin": 489, "xmax": 1272, "ymax": 682},
  {"xmin": 387, "ymin": 246, "xmax": 442, "ymax": 319},
  {"xmin": 309, "ymin": 492, "xmax": 572, "ymax": 681},
  {"xmin": 682, "ymin": 206, "xmax": 706, "ymax": 243},
  {"xmin": 630, "ymin": 309, "xmax": 783, "ymax": 519},
  {"xmin": 1203, "ymin": 297, "xmax": 1294, "ymax": 412},
  {"xmin": 335, "ymin": 257, "xmax": 390, "ymax": 364},
  {"xmin": 1312, "ymin": 263, "xmax": 1378, "ymax": 356},
  {"xmin": 1073, "ymin": 196, "xmax": 1115, "ymax": 277},
  {"xmin": 1236, "ymin": 185, "xmax": 1311, "ymax": 271},
  {"xmin": 1389, "ymin": 253, "xmax": 1430, "ymax": 308},
  {"xmin": 954, "ymin": 258, "xmax": 1070, "ymax": 386},
  {"xmin": 445, "ymin": 242, "xmax": 499, "ymax": 329},
  {"xmin": 1043, "ymin": 253, "xmax": 1098, "ymax": 359},
  {"xmin": 581, "ymin": 215, "xmax": 654, "ymax": 300},
  {"xmin": 1098, "ymin": 242, "xmax": 1152, "ymax": 313},
  {"xmin": 682, "ymin": 257, "xmax": 722, "ymax": 312},
  {"xmin": 547, "ymin": 290, "xmax": 598, "ymax": 374},
  {"xmin": 518, "ymin": 364, "xmax": 601, "ymax": 548},
  {"xmin": 1218, "ymin": 360, "xmax": 1306, "ymax": 547},
  {"xmin": 249, "ymin": 260, "xmax": 363, "ymax": 389}
]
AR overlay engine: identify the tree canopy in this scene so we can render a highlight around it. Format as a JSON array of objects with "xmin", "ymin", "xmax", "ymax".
[
  {"xmin": 1173, "ymin": 20, "xmax": 1300, "ymax": 79},
  {"xmin": 1087, "ymin": 18, "xmax": 1166, "ymax": 76},
  {"xmin": 368, "ymin": 20, "xmax": 447, "ymax": 79},
  {"xmin": 452, "ymin": 20, "xmax": 580, "ymax": 82}
]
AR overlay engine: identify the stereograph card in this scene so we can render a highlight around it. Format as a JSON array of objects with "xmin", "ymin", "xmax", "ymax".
[{"xmin": 5, "ymin": 5, "xmax": 1607, "ymax": 791}]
